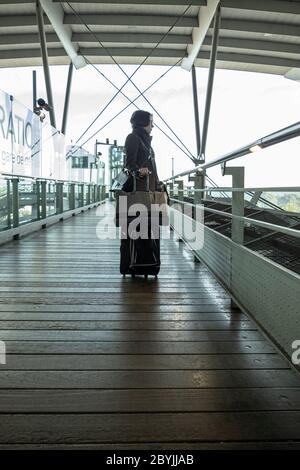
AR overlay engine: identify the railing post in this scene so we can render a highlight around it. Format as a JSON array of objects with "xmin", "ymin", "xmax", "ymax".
[
  {"xmin": 12, "ymin": 178, "xmax": 19, "ymax": 229},
  {"xmin": 69, "ymin": 183, "xmax": 75, "ymax": 211},
  {"xmin": 36, "ymin": 181, "xmax": 41, "ymax": 220},
  {"xmin": 222, "ymin": 165, "xmax": 245, "ymax": 245},
  {"xmin": 7, "ymin": 179, "xmax": 11, "ymax": 229},
  {"xmin": 56, "ymin": 182, "xmax": 64, "ymax": 214},
  {"xmin": 193, "ymin": 170, "xmax": 205, "ymax": 206},
  {"xmin": 222, "ymin": 164, "xmax": 244, "ymax": 311},
  {"xmin": 175, "ymin": 180, "xmax": 184, "ymax": 202},
  {"xmin": 79, "ymin": 183, "xmax": 84, "ymax": 207},
  {"xmin": 85, "ymin": 184, "xmax": 89, "ymax": 205},
  {"xmin": 40, "ymin": 180, "xmax": 47, "ymax": 219}
]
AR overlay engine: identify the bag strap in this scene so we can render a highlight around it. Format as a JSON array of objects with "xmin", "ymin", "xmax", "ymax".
[
  {"xmin": 138, "ymin": 137, "xmax": 152, "ymax": 162},
  {"xmin": 123, "ymin": 135, "xmax": 152, "ymax": 175}
]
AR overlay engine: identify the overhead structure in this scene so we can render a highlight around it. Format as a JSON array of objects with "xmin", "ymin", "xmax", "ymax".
[
  {"xmin": 181, "ymin": 0, "xmax": 220, "ymax": 71},
  {"xmin": 39, "ymin": 0, "xmax": 86, "ymax": 69},
  {"xmin": 36, "ymin": 0, "xmax": 56, "ymax": 128},
  {"xmin": 0, "ymin": 1, "xmax": 300, "ymax": 76}
]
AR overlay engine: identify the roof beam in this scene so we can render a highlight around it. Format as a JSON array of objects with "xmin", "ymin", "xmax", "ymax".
[
  {"xmin": 72, "ymin": 32, "xmax": 192, "ymax": 44},
  {"xmin": 181, "ymin": 0, "xmax": 220, "ymax": 71},
  {"xmin": 0, "ymin": 0, "xmax": 32, "ymax": 3},
  {"xmin": 1, "ymin": 46, "xmax": 300, "ymax": 70},
  {"xmin": 4, "ymin": 15, "xmax": 300, "ymax": 35},
  {"xmin": 39, "ymin": 0, "xmax": 86, "ymax": 69},
  {"xmin": 0, "ymin": 31, "xmax": 191, "ymax": 45},
  {"xmin": 53, "ymin": 0, "xmax": 207, "ymax": 4},
  {"xmin": 198, "ymin": 50, "xmax": 300, "ymax": 68},
  {"xmin": 0, "ymin": 15, "xmax": 50, "ymax": 27},
  {"xmin": 220, "ymin": 18, "xmax": 300, "ymax": 37},
  {"xmin": 222, "ymin": 0, "xmax": 300, "ymax": 15},
  {"xmin": 64, "ymin": 14, "xmax": 198, "ymax": 27},
  {"xmin": 2, "ymin": 32, "xmax": 300, "ymax": 57},
  {"xmin": 0, "ymin": 33, "xmax": 59, "ymax": 45},
  {"xmin": 0, "ymin": 48, "xmax": 66, "ymax": 60},
  {"xmin": 80, "ymin": 46, "xmax": 184, "ymax": 58},
  {"xmin": 203, "ymin": 36, "xmax": 300, "ymax": 55},
  {"xmin": 0, "ymin": 13, "xmax": 196, "ymax": 28}
]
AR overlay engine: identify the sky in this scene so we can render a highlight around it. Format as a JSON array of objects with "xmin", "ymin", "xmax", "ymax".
[{"xmin": 1, "ymin": 62, "xmax": 300, "ymax": 188}]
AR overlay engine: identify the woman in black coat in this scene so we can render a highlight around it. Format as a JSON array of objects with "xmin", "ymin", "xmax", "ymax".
[{"xmin": 124, "ymin": 110, "xmax": 160, "ymax": 192}]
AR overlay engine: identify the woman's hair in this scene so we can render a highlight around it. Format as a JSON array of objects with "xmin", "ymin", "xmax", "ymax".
[{"xmin": 130, "ymin": 110, "xmax": 152, "ymax": 127}]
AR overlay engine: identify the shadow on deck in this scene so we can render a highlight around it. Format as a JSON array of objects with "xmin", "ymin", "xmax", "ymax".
[{"xmin": 0, "ymin": 202, "xmax": 299, "ymax": 449}]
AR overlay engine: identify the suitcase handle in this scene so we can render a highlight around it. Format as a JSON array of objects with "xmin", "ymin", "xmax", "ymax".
[{"xmin": 132, "ymin": 171, "xmax": 151, "ymax": 192}]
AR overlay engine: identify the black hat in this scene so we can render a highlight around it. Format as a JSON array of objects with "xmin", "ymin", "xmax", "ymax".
[{"xmin": 130, "ymin": 110, "xmax": 151, "ymax": 127}]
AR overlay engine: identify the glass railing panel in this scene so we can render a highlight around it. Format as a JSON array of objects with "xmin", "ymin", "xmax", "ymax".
[
  {"xmin": 74, "ymin": 184, "xmax": 79, "ymax": 209},
  {"xmin": 84, "ymin": 185, "xmax": 89, "ymax": 205},
  {"xmin": 0, "ymin": 179, "xmax": 10, "ymax": 231},
  {"xmin": 46, "ymin": 181, "xmax": 56, "ymax": 216},
  {"xmin": 63, "ymin": 184, "xmax": 70, "ymax": 212},
  {"xmin": 18, "ymin": 179, "xmax": 38, "ymax": 224}
]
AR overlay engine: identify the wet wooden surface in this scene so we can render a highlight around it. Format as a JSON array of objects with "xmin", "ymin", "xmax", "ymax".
[{"xmin": 0, "ymin": 202, "xmax": 300, "ymax": 449}]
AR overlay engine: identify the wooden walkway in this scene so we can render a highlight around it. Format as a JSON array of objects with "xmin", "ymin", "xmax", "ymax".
[{"xmin": 0, "ymin": 202, "xmax": 300, "ymax": 449}]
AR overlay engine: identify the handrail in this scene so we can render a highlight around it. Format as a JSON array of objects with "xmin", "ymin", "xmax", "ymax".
[
  {"xmin": 165, "ymin": 120, "xmax": 300, "ymax": 181},
  {"xmin": 169, "ymin": 198, "xmax": 300, "ymax": 238},
  {"xmin": 0, "ymin": 173, "xmax": 101, "ymax": 185},
  {"xmin": 192, "ymin": 186, "xmax": 300, "ymax": 192}
]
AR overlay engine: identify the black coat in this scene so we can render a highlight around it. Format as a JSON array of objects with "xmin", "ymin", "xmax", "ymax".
[{"xmin": 124, "ymin": 131, "xmax": 159, "ymax": 192}]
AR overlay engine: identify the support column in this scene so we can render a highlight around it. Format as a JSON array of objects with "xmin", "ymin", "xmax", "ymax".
[
  {"xmin": 191, "ymin": 65, "xmax": 201, "ymax": 160},
  {"xmin": 61, "ymin": 62, "xmax": 73, "ymax": 135},
  {"xmin": 32, "ymin": 70, "xmax": 37, "ymax": 111},
  {"xmin": 222, "ymin": 165, "xmax": 245, "ymax": 245},
  {"xmin": 36, "ymin": 0, "xmax": 56, "ymax": 128},
  {"xmin": 200, "ymin": 5, "xmax": 221, "ymax": 161}
]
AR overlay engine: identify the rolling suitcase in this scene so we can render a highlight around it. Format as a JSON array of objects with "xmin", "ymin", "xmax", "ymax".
[
  {"xmin": 120, "ymin": 221, "xmax": 160, "ymax": 278},
  {"xmin": 119, "ymin": 173, "xmax": 160, "ymax": 278}
]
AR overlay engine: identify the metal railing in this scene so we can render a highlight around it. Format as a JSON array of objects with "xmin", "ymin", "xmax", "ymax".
[
  {"xmin": 0, "ymin": 173, "xmax": 106, "ymax": 234},
  {"xmin": 164, "ymin": 121, "xmax": 300, "ymax": 249}
]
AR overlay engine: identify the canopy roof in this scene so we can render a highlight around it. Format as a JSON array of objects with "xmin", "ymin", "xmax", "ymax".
[{"xmin": 1, "ymin": 0, "xmax": 300, "ymax": 75}]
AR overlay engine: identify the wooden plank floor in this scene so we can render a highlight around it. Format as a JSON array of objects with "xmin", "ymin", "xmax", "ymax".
[{"xmin": 0, "ymin": 202, "xmax": 300, "ymax": 449}]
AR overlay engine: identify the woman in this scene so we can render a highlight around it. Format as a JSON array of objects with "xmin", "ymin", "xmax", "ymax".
[
  {"xmin": 124, "ymin": 110, "xmax": 160, "ymax": 192},
  {"xmin": 120, "ymin": 110, "xmax": 161, "ymax": 277}
]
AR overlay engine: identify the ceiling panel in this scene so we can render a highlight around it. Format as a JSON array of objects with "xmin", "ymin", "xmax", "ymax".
[{"xmin": 0, "ymin": 1, "xmax": 299, "ymax": 74}]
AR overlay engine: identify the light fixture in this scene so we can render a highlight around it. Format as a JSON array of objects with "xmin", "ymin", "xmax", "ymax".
[{"xmin": 250, "ymin": 144, "xmax": 263, "ymax": 153}]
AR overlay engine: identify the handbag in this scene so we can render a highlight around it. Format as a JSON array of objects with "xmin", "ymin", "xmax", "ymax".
[
  {"xmin": 115, "ymin": 174, "xmax": 153, "ymax": 227},
  {"xmin": 111, "ymin": 168, "xmax": 131, "ymax": 191}
]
